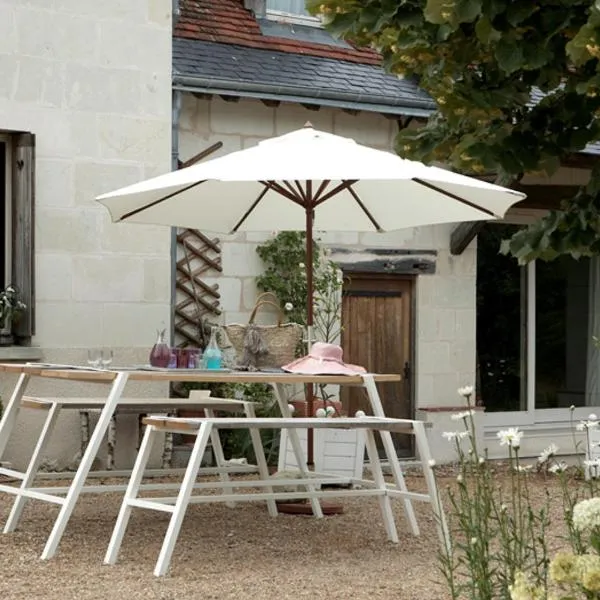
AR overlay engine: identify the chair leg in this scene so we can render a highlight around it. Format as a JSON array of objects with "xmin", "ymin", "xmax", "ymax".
[
  {"xmin": 107, "ymin": 415, "xmax": 117, "ymax": 471},
  {"xmin": 243, "ymin": 402, "xmax": 278, "ymax": 517},
  {"xmin": 364, "ymin": 429, "xmax": 398, "ymax": 543},
  {"xmin": 104, "ymin": 423, "xmax": 159, "ymax": 565},
  {"xmin": 4, "ymin": 403, "xmax": 61, "ymax": 533},
  {"xmin": 161, "ymin": 413, "xmax": 174, "ymax": 469},
  {"xmin": 205, "ymin": 408, "xmax": 235, "ymax": 508},
  {"xmin": 154, "ymin": 422, "xmax": 212, "ymax": 577}
]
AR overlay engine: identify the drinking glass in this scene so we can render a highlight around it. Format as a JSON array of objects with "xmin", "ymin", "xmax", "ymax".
[
  {"xmin": 101, "ymin": 349, "xmax": 114, "ymax": 368},
  {"xmin": 87, "ymin": 349, "xmax": 101, "ymax": 368}
]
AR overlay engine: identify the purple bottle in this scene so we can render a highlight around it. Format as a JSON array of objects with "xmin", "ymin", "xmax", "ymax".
[{"xmin": 149, "ymin": 328, "xmax": 171, "ymax": 368}]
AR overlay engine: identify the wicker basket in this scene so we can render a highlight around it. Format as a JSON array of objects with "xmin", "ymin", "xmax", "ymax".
[{"xmin": 224, "ymin": 294, "xmax": 303, "ymax": 369}]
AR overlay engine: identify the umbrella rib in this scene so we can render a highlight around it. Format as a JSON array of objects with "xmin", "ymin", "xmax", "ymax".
[
  {"xmin": 118, "ymin": 179, "xmax": 207, "ymax": 221},
  {"xmin": 313, "ymin": 180, "xmax": 358, "ymax": 206},
  {"xmin": 267, "ymin": 181, "xmax": 305, "ymax": 206},
  {"xmin": 412, "ymin": 178, "xmax": 500, "ymax": 218},
  {"xmin": 293, "ymin": 180, "xmax": 307, "ymax": 201},
  {"xmin": 312, "ymin": 180, "xmax": 330, "ymax": 203},
  {"xmin": 231, "ymin": 183, "xmax": 272, "ymax": 233},
  {"xmin": 345, "ymin": 184, "xmax": 383, "ymax": 232}
]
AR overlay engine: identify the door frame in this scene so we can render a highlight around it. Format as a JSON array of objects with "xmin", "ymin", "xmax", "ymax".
[{"xmin": 341, "ymin": 271, "xmax": 417, "ymax": 421}]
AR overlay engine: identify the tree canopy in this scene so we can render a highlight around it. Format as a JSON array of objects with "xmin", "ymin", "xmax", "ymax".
[{"xmin": 307, "ymin": 0, "xmax": 600, "ymax": 262}]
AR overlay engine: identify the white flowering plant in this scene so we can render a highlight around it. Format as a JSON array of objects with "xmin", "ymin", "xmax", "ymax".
[
  {"xmin": 438, "ymin": 387, "xmax": 600, "ymax": 600},
  {"xmin": 0, "ymin": 285, "xmax": 26, "ymax": 329}
]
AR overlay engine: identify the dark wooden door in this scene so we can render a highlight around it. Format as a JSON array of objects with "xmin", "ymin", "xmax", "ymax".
[{"xmin": 341, "ymin": 274, "xmax": 413, "ymax": 456}]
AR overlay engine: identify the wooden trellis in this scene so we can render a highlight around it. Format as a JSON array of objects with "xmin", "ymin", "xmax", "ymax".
[{"xmin": 173, "ymin": 142, "xmax": 224, "ymax": 349}]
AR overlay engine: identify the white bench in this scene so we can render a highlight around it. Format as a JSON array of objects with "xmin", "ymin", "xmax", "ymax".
[{"xmin": 104, "ymin": 415, "xmax": 447, "ymax": 577}]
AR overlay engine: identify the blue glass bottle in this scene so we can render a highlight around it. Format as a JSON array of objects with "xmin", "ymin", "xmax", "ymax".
[{"xmin": 203, "ymin": 326, "xmax": 222, "ymax": 370}]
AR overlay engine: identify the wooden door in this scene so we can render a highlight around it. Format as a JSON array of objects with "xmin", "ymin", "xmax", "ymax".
[{"xmin": 341, "ymin": 274, "xmax": 413, "ymax": 456}]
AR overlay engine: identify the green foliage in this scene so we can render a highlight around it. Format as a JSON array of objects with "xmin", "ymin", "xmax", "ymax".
[{"xmin": 308, "ymin": 0, "xmax": 600, "ymax": 262}]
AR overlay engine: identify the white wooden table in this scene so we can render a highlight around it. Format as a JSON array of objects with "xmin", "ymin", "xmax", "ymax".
[{"xmin": 0, "ymin": 364, "xmax": 446, "ymax": 562}]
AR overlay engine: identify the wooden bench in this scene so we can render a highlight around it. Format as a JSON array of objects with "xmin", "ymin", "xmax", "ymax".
[{"xmin": 104, "ymin": 415, "xmax": 445, "ymax": 577}]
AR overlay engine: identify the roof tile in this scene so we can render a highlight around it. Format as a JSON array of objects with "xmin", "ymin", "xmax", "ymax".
[{"xmin": 175, "ymin": 0, "xmax": 382, "ymax": 65}]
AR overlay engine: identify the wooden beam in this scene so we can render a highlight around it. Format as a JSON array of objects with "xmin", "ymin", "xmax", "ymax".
[
  {"xmin": 300, "ymin": 103, "xmax": 320, "ymax": 111},
  {"xmin": 450, "ymin": 222, "xmax": 484, "ymax": 255},
  {"xmin": 261, "ymin": 99, "xmax": 280, "ymax": 107},
  {"xmin": 512, "ymin": 184, "xmax": 578, "ymax": 210}
]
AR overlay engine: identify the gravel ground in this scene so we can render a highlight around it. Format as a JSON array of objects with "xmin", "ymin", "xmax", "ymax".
[{"xmin": 0, "ymin": 470, "xmax": 569, "ymax": 600}]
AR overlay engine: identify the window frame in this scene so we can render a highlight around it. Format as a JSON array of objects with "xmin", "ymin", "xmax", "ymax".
[
  {"xmin": 265, "ymin": 2, "xmax": 322, "ymax": 27},
  {"xmin": 481, "ymin": 212, "xmax": 593, "ymax": 429}
]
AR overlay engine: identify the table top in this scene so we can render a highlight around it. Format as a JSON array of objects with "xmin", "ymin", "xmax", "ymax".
[{"xmin": 0, "ymin": 364, "xmax": 401, "ymax": 384}]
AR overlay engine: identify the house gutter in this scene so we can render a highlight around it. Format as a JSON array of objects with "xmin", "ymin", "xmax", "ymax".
[
  {"xmin": 172, "ymin": 75, "xmax": 435, "ymax": 118},
  {"xmin": 170, "ymin": 88, "xmax": 182, "ymax": 345}
]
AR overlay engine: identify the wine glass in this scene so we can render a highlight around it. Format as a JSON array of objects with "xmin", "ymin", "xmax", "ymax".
[
  {"xmin": 87, "ymin": 349, "xmax": 101, "ymax": 368},
  {"xmin": 100, "ymin": 349, "xmax": 113, "ymax": 368}
]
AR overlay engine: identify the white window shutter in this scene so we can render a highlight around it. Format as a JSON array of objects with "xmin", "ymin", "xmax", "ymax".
[{"xmin": 266, "ymin": 0, "xmax": 310, "ymax": 16}]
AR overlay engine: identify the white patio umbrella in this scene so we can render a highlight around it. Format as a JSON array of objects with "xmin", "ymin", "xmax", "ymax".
[{"xmin": 97, "ymin": 124, "xmax": 526, "ymax": 461}]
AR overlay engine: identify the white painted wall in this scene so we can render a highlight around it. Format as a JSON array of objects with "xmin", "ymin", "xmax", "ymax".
[
  {"xmin": 0, "ymin": 0, "xmax": 173, "ymax": 469},
  {"xmin": 179, "ymin": 94, "xmax": 477, "ymax": 460}
]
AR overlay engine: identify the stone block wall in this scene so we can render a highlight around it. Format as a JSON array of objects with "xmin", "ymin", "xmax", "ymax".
[
  {"xmin": 0, "ymin": 0, "xmax": 173, "ymax": 469},
  {"xmin": 178, "ymin": 94, "xmax": 478, "ymax": 443}
]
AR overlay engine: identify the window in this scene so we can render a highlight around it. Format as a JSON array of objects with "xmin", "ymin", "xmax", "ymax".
[
  {"xmin": 266, "ymin": 0, "xmax": 320, "ymax": 25},
  {"xmin": 476, "ymin": 223, "xmax": 590, "ymax": 414},
  {"xmin": 0, "ymin": 131, "xmax": 35, "ymax": 341}
]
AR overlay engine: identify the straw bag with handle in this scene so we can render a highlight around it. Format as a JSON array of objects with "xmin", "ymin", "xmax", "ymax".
[{"xmin": 224, "ymin": 293, "xmax": 303, "ymax": 369}]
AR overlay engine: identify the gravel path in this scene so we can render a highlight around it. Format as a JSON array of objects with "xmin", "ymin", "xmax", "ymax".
[{"xmin": 0, "ymin": 473, "xmax": 448, "ymax": 600}]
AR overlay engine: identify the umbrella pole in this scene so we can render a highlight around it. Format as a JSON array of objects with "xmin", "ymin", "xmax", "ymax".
[{"xmin": 305, "ymin": 200, "xmax": 315, "ymax": 466}]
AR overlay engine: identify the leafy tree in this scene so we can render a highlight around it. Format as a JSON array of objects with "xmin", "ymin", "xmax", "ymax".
[{"xmin": 307, "ymin": 0, "xmax": 600, "ymax": 262}]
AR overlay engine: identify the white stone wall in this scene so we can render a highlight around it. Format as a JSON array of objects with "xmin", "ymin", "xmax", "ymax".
[
  {"xmin": 179, "ymin": 95, "xmax": 477, "ymax": 445},
  {"xmin": 0, "ymin": 0, "xmax": 173, "ymax": 469}
]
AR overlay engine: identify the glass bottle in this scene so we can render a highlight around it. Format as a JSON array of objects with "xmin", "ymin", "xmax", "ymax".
[
  {"xmin": 203, "ymin": 326, "xmax": 222, "ymax": 370},
  {"xmin": 149, "ymin": 328, "xmax": 171, "ymax": 368}
]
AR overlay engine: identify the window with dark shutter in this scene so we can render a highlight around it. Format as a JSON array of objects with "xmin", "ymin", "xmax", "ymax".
[{"xmin": 10, "ymin": 132, "xmax": 35, "ymax": 341}]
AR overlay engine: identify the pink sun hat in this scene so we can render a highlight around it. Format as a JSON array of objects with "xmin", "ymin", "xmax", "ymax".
[{"xmin": 282, "ymin": 342, "xmax": 366, "ymax": 376}]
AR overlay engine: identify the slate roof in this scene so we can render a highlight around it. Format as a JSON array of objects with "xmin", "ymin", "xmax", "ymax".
[
  {"xmin": 175, "ymin": 0, "xmax": 381, "ymax": 65},
  {"xmin": 173, "ymin": 38, "xmax": 436, "ymax": 115}
]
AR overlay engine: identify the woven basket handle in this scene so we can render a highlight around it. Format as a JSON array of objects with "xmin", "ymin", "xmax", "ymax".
[
  {"xmin": 254, "ymin": 291, "xmax": 280, "ymax": 305},
  {"xmin": 248, "ymin": 300, "xmax": 285, "ymax": 326}
]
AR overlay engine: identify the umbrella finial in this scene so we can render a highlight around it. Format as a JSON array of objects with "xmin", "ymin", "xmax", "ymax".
[{"xmin": 303, "ymin": 121, "xmax": 314, "ymax": 128}]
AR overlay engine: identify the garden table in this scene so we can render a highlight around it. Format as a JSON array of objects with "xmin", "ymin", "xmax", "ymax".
[{"xmin": 0, "ymin": 364, "xmax": 443, "ymax": 562}]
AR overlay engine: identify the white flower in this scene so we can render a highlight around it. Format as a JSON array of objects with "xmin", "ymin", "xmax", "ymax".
[
  {"xmin": 315, "ymin": 408, "xmax": 326, "ymax": 418},
  {"xmin": 284, "ymin": 302, "xmax": 294, "ymax": 311},
  {"xmin": 570, "ymin": 405, "xmax": 576, "ymax": 411},
  {"xmin": 577, "ymin": 419, "xmax": 599, "ymax": 431},
  {"xmin": 478, "ymin": 457, "xmax": 485, "ymax": 465},
  {"xmin": 287, "ymin": 404, "xmax": 295, "ymax": 415},
  {"xmin": 458, "ymin": 385, "xmax": 474, "ymax": 397},
  {"xmin": 573, "ymin": 497, "xmax": 600, "ymax": 532},
  {"xmin": 549, "ymin": 462, "xmax": 568, "ymax": 473},
  {"xmin": 442, "ymin": 431, "xmax": 469, "ymax": 442},
  {"xmin": 457, "ymin": 474, "xmax": 463, "ymax": 483},
  {"xmin": 298, "ymin": 262, "xmax": 305, "ymax": 269},
  {"xmin": 470, "ymin": 537, "xmax": 477, "ymax": 545},
  {"xmin": 428, "ymin": 459, "xmax": 436, "ymax": 467},
  {"xmin": 355, "ymin": 410, "xmax": 366, "ymax": 417},
  {"xmin": 451, "ymin": 410, "xmax": 475, "ymax": 421},
  {"xmin": 497, "ymin": 427, "xmax": 523, "ymax": 448},
  {"xmin": 591, "ymin": 413, "xmax": 599, "ymax": 421},
  {"xmin": 538, "ymin": 443, "xmax": 559, "ymax": 463},
  {"xmin": 325, "ymin": 406, "xmax": 336, "ymax": 417},
  {"xmin": 500, "ymin": 503, "xmax": 508, "ymax": 512}
]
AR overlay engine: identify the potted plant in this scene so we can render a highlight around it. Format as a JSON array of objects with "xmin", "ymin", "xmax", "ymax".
[{"xmin": 0, "ymin": 285, "xmax": 26, "ymax": 346}]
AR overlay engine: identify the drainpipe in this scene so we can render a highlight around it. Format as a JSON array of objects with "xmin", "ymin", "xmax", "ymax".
[{"xmin": 170, "ymin": 89, "xmax": 182, "ymax": 345}]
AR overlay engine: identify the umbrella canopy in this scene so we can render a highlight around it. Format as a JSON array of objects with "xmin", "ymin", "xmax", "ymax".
[
  {"xmin": 97, "ymin": 125, "xmax": 525, "ymax": 233},
  {"xmin": 97, "ymin": 124, "xmax": 526, "ymax": 464}
]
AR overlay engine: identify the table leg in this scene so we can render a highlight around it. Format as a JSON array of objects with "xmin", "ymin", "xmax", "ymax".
[
  {"xmin": 154, "ymin": 422, "xmax": 212, "ymax": 577},
  {"xmin": 362, "ymin": 374, "xmax": 419, "ymax": 535},
  {"xmin": 4, "ymin": 403, "xmax": 62, "ymax": 533},
  {"xmin": 364, "ymin": 428, "xmax": 398, "ymax": 543},
  {"xmin": 41, "ymin": 371, "xmax": 129, "ymax": 560},
  {"xmin": 0, "ymin": 374, "xmax": 30, "ymax": 459},
  {"xmin": 204, "ymin": 407, "xmax": 235, "ymax": 509},
  {"xmin": 272, "ymin": 384, "xmax": 323, "ymax": 519},
  {"xmin": 104, "ymin": 422, "xmax": 160, "ymax": 566},
  {"xmin": 413, "ymin": 420, "xmax": 450, "ymax": 552},
  {"xmin": 243, "ymin": 402, "xmax": 278, "ymax": 517}
]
